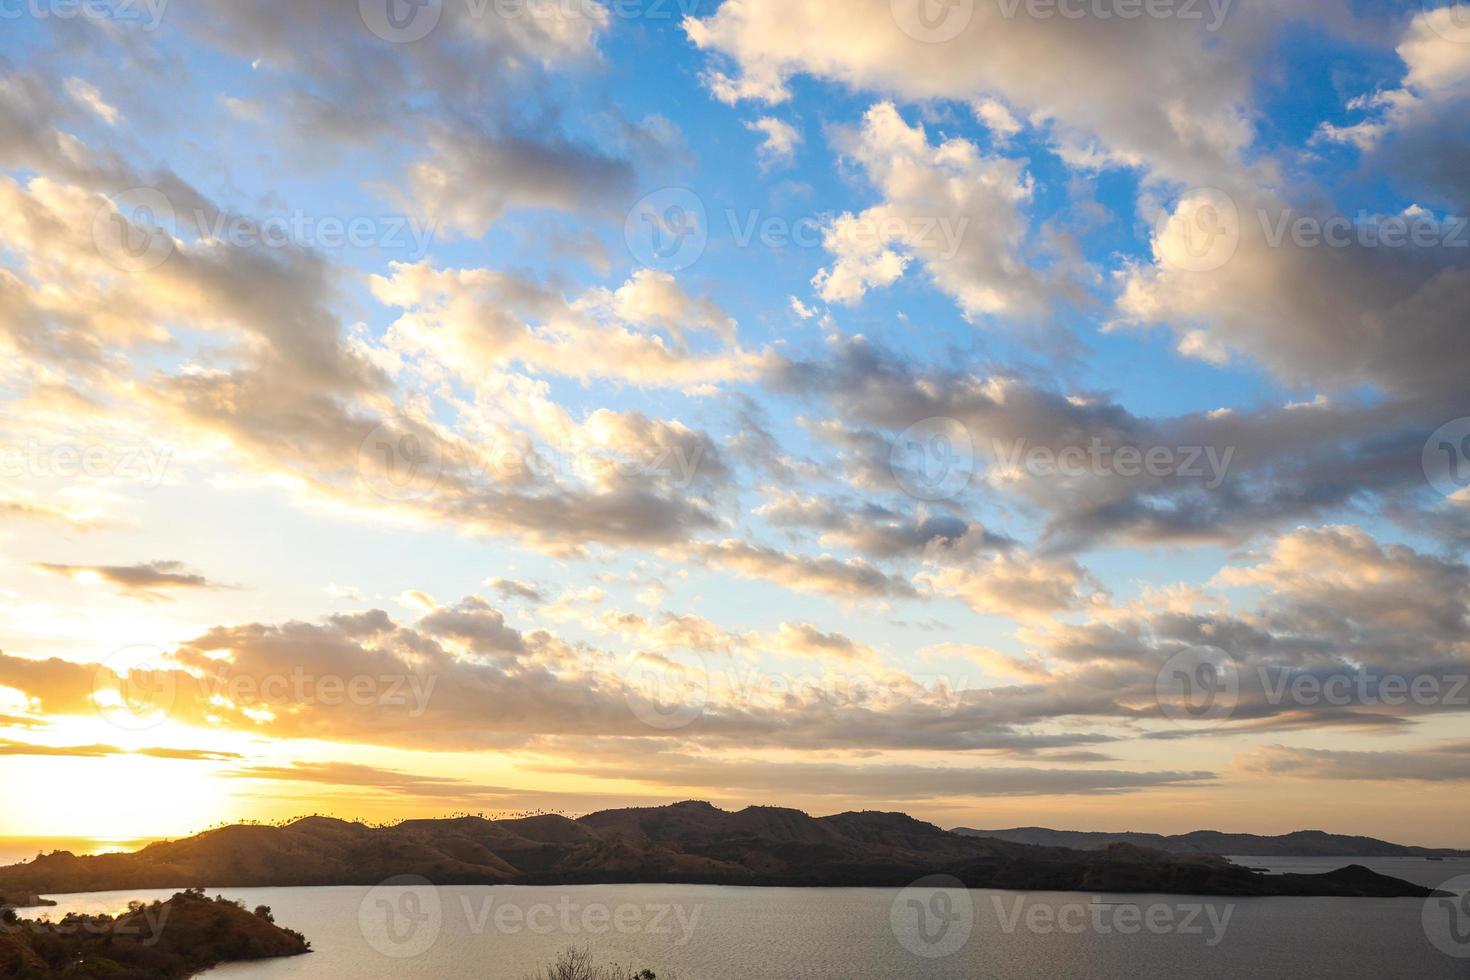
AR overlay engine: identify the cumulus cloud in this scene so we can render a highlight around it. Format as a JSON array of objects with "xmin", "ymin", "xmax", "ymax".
[
  {"xmin": 685, "ymin": 0, "xmax": 1271, "ymax": 185},
  {"xmin": 924, "ymin": 553, "xmax": 1102, "ymax": 621},
  {"xmin": 1116, "ymin": 184, "xmax": 1470, "ymax": 399},
  {"xmin": 813, "ymin": 102, "xmax": 1053, "ymax": 319},
  {"xmin": 744, "ymin": 116, "xmax": 801, "ymax": 169},
  {"xmin": 371, "ymin": 262, "xmax": 763, "ymax": 389}
]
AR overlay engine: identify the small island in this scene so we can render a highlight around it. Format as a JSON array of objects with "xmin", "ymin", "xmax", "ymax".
[{"xmin": 0, "ymin": 889, "xmax": 310, "ymax": 979}]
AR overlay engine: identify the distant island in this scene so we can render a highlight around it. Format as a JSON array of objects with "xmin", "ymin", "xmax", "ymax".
[
  {"xmin": 0, "ymin": 889, "xmax": 309, "ymax": 979},
  {"xmin": 0, "ymin": 802, "xmax": 1444, "ymax": 900},
  {"xmin": 951, "ymin": 826, "xmax": 1470, "ymax": 858}
]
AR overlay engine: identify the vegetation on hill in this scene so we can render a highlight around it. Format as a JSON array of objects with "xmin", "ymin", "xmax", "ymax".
[{"xmin": 0, "ymin": 888, "xmax": 310, "ymax": 979}]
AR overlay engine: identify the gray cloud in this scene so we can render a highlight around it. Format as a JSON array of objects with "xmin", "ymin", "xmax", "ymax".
[{"xmin": 32, "ymin": 560, "xmax": 225, "ymax": 601}]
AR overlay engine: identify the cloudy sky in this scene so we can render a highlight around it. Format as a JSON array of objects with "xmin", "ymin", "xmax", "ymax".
[{"xmin": 1, "ymin": 0, "xmax": 1468, "ymax": 846}]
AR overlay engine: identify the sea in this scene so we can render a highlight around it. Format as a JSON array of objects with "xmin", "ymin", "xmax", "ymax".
[{"xmin": 15, "ymin": 856, "xmax": 1470, "ymax": 979}]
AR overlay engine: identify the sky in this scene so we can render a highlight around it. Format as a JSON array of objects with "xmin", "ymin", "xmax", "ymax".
[{"xmin": 0, "ymin": 0, "xmax": 1468, "ymax": 847}]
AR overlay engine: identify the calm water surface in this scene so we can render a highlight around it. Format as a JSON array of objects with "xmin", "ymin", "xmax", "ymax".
[
  {"xmin": 0, "ymin": 837, "xmax": 161, "ymax": 868},
  {"xmin": 32, "ymin": 863, "xmax": 1470, "ymax": 980}
]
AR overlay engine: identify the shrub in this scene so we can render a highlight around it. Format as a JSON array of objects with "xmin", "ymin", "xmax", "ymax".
[{"xmin": 523, "ymin": 947, "xmax": 668, "ymax": 980}]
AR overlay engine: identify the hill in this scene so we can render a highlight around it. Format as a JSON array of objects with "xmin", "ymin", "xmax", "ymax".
[
  {"xmin": 0, "ymin": 803, "xmax": 1444, "ymax": 900},
  {"xmin": 951, "ymin": 826, "xmax": 1469, "ymax": 857},
  {"xmin": 0, "ymin": 889, "xmax": 309, "ymax": 979}
]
